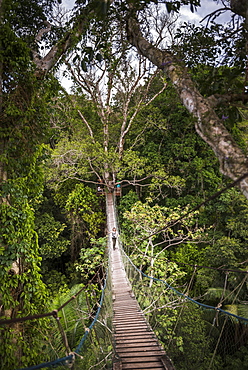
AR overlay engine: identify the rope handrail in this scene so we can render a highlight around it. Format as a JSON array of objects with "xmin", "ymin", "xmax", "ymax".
[
  {"xmin": 16, "ymin": 266, "xmax": 110, "ymax": 370},
  {"xmin": 0, "ymin": 310, "xmax": 60, "ymax": 326},
  {"xmin": 11, "ymin": 194, "xmax": 114, "ymax": 370},
  {"xmin": 137, "ymin": 255, "xmax": 248, "ymax": 274},
  {"xmin": 5, "ymin": 187, "xmax": 248, "ymax": 369},
  {"xmin": 74, "ymin": 266, "xmax": 109, "ymax": 354},
  {"xmin": 17, "ymin": 355, "xmax": 74, "ymax": 370},
  {"xmin": 121, "ymin": 248, "xmax": 248, "ymax": 323},
  {"xmin": 0, "ymin": 280, "xmax": 89, "ymax": 326}
]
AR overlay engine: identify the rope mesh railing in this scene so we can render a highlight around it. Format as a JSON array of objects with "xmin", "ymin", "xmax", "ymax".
[
  {"xmin": 4, "ymin": 190, "xmax": 248, "ymax": 369},
  {"xmin": 119, "ymin": 245, "xmax": 248, "ymax": 370},
  {"xmin": 8, "ymin": 193, "xmax": 115, "ymax": 370},
  {"xmin": 14, "ymin": 249, "xmax": 113, "ymax": 370}
]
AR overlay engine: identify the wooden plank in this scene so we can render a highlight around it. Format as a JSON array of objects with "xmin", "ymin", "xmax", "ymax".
[
  {"xmin": 116, "ymin": 345, "xmax": 163, "ymax": 351},
  {"xmin": 116, "ymin": 341, "xmax": 161, "ymax": 346},
  {"xmin": 114, "ymin": 331, "xmax": 155, "ymax": 336},
  {"xmin": 117, "ymin": 349, "xmax": 165, "ymax": 356},
  {"xmin": 114, "ymin": 323, "xmax": 150, "ymax": 329},
  {"xmin": 121, "ymin": 356, "xmax": 165, "ymax": 363},
  {"xmin": 107, "ymin": 193, "xmax": 175, "ymax": 370},
  {"xmin": 114, "ymin": 315, "xmax": 144, "ymax": 320},
  {"xmin": 114, "ymin": 325, "xmax": 151, "ymax": 331},
  {"xmin": 122, "ymin": 363, "xmax": 164, "ymax": 369},
  {"xmin": 113, "ymin": 315, "xmax": 144, "ymax": 320},
  {"xmin": 114, "ymin": 311, "xmax": 142, "ymax": 315},
  {"xmin": 115, "ymin": 327, "xmax": 150, "ymax": 332},
  {"xmin": 115, "ymin": 330, "xmax": 152, "ymax": 336},
  {"xmin": 114, "ymin": 319, "xmax": 145, "ymax": 324},
  {"xmin": 114, "ymin": 334, "xmax": 156, "ymax": 341}
]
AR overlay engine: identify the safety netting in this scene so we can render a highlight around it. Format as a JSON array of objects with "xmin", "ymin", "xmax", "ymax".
[
  {"xmin": 16, "ymin": 248, "xmax": 113, "ymax": 370},
  {"xmin": 120, "ymin": 244, "xmax": 248, "ymax": 370}
]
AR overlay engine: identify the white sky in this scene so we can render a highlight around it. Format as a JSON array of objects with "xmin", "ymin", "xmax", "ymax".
[
  {"xmin": 180, "ymin": 0, "xmax": 230, "ymax": 24},
  {"xmin": 62, "ymin": 0, "xmax": 75, "ymax": 9},
  {"xmin": 59, "ymin": 0, "xmax": 231, "ymax": 91}
]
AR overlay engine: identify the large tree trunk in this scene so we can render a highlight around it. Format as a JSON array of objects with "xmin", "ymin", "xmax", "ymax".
[
  {"xmin": 126, "ymin": 16, "xmax": 248, "ymax": 198},
  {"xmin": 33, "ymin": 5, "xmax": 94, "ymax": 78}
]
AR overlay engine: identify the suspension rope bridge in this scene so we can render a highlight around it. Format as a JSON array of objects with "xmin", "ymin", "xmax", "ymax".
[
  {"xmin": 107, "ymin": 193, "xmax": 174, "ymax": 369},
  {"xmin": 1, "ymin": 191, "xmax": 248, "ymax": 370}
]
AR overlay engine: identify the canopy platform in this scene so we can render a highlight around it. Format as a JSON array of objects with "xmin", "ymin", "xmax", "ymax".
[{"xmin": 106, "ymin": 193, "xmax": 174, "ymax": 370}]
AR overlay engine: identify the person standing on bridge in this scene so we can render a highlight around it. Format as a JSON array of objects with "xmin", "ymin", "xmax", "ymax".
[{"xmin": 112, "ymin": 227, "xmax": 118, "ymax": 250}]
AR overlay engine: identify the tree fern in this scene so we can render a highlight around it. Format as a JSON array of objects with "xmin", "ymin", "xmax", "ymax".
[{"xmin": 43, "ymin": 284, "xmax": 89, "ymax": 360}]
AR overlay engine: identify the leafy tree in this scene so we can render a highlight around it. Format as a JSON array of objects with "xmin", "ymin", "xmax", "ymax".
[
  {"xmin": 1, "ymin": 0, "xmax": 248, "ymax": 367},
  {"xmin": 122, "ymin": 199, "xmax": 203, "ymax": 283},
  {"xmin": 193, "ymin": 188, "xmax": 248, "ymax": 299},
  {"xmin": 31, "ymin": 0, "xmax": 248, "ymax": 197},
  {"xmin": 75, "ymin": 236, "xmax": 107, "ymax": 282},
  {"xmin": 65, "ymin": 183, "xmax": 105, "ymax": 261},
  {"xmin": 35, "ymin": 212, "xmax": 70, "ymax": 259},
  {"xmin": 0, "ymin": 147, "xmax": 50, "ymax": 369},
  {"xmin": 126, "ymin": 79, "xmax": 222, "ymax": 203},
  {"xmin": 43, "ymin": 282, "xmax": 105, "ymax": 364},
  {"xmin": 167, "ymin": 303, "xmax": 217, "ymax": 370},
  {"xmin": 0, "ymin": 0, "xmax": 89, "ymax": 365},
  {"xmin": 224, "ymin": 346, "xmax": 248, "ymax": 370},
  {"xmin": 124, "ymin": 0, "xmax": 248, "ymax": 198},
  {"xmin": 48, "ymin": 16, "xmax": 187, "ymax": 195}
]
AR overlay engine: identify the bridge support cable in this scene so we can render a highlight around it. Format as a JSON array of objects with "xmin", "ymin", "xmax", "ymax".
[
  {"xmin": 16, "ymin": 254, "xmax": 112, "ymax": 370},
  {"xmin": 106, "ymin": 193, "xmax": 175, "ymax": 369},
  {"xmin": 119, "ymin": 244, "xmax": 248, "ymax": 369}
]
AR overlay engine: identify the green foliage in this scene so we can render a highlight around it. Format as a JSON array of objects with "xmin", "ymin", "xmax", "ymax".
[
  {"xmin": 50, "ymin": 284, "xmax": 89, "ymax": 350},
  {"xmin": 2, "ymin": 0, "xmax": 62, "ymax": 46},
  {"xmin": 118, "ymin": 190, "xmax": 139, "ymax": 223},
  {"xmin": 122, "ymin": 199, "xmax": 202, "ymax": 245},
  {"xmin": 66, "ymin": 183, "xmax": 105, "ymax": 237},
  {"xmin": 205, "ymin": 287, "xmax": 235, "ymax": 305},
  {"xmin": 1, "ymin": 22, "xmax": 31, "ymax": 90},
  {"xmin": 42, "ymin": 269, "xmax": 69, "ymax": 296},
  {"xmin": 173, "ymin": 19, "xmax": 247, "ymax": 71},
  {"xmin": 1, "ymin": 0, "xmax": 62, "ymax": 184},
  {"xmin": 52, "ymin": 179, "xmax": 79, "ymax": 209},
  {"xmin": 219, "ymin": 189, "xmax": 248, "ymax": 242},
  {"xmin": 205, "ymin": 237, "xmax": 242, "ymax": 268},
  {"xmin": 126, "ymin": 81, "xmax": 221, "ymax": 202},
  {"xmin": 224, "ymin": 347, "xmax": 248, "ymax": 370},
  {"xmin": 172, "ymin": 242, "xmax": 203, "ymax": 266},
  {"xmin": 43, "ymin": 283, "xmax": 100, "ymax": 362},
  {"xmin": 0, "ymin": 177, "xmax": 50, "ymax": 368},
  {"xmin": 49, "ymin": 135, "xmax": 121, "ymax": 183},
  {"xmin": 2, "ymin": 77, "xmax": 61, "ymax": 180},
  {"xmin": 118, "ymin": 150, "xmax": 147, "ymax": 179},
  {"xmin": 167, "ymin": 303, "xmax": 216, "ymax": 370},
  {"xmin": 2, "ymin": 0, "xmax": 248, "ymax": 367},
  {"xmin": 75, "ymin": 237, "xmax": 107, "ymax": 280},
  {"xmin": 195, "ymin": 189, "xmax": 248, "ymax": 299},
  {"xmin": 0, "ymin": 317, "xmax": 50, "ymax": 369},
  {"xmin": 35, "ymin": 212, "xmax": 70, "ymax": 259},
  {"xmin": 42, "ymin": 277, "xmax": 112, "ymax": 369}
]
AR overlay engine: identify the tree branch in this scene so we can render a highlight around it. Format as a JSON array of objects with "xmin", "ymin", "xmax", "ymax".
[
  {"xmin": 77, "ymin": 110, "xmax": 95, "ymax": 143},
  {"xmin": 33, "ymin": 4, "xmax": 94, "ymax": 78},
  {"xmin": 126, "ymin": 13, "xmax": 248, "ymax": 198},
  {"xmin": 207, "ymin": 93, "xmax": 248, "ymax": 107}
]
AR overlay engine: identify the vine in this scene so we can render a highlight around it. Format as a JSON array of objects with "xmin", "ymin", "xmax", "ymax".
[{"xmin": 0, "ymin": 145, "xmax": 50, "ymax": 369}]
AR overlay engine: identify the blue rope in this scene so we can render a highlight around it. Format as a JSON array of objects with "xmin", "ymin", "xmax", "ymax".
[
  {"xmin": 75, "ymin": 267, "xmax": 109, "ymax": 354},
  {"xmin": 16, "ymin": 267, "xmax": 109, "ymax": 370},
  {"xmin": 122, "ymin": 250, "xmax": 248, "ymax": 323},
  {"xmin": 17, "ymin": 355, "xmax": 74, "ymax": 370}
]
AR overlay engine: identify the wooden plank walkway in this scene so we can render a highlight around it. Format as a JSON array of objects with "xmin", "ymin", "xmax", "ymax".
[{"xmin": 106, "ymin": 194, "xmax": 175, "ymax": 370}]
